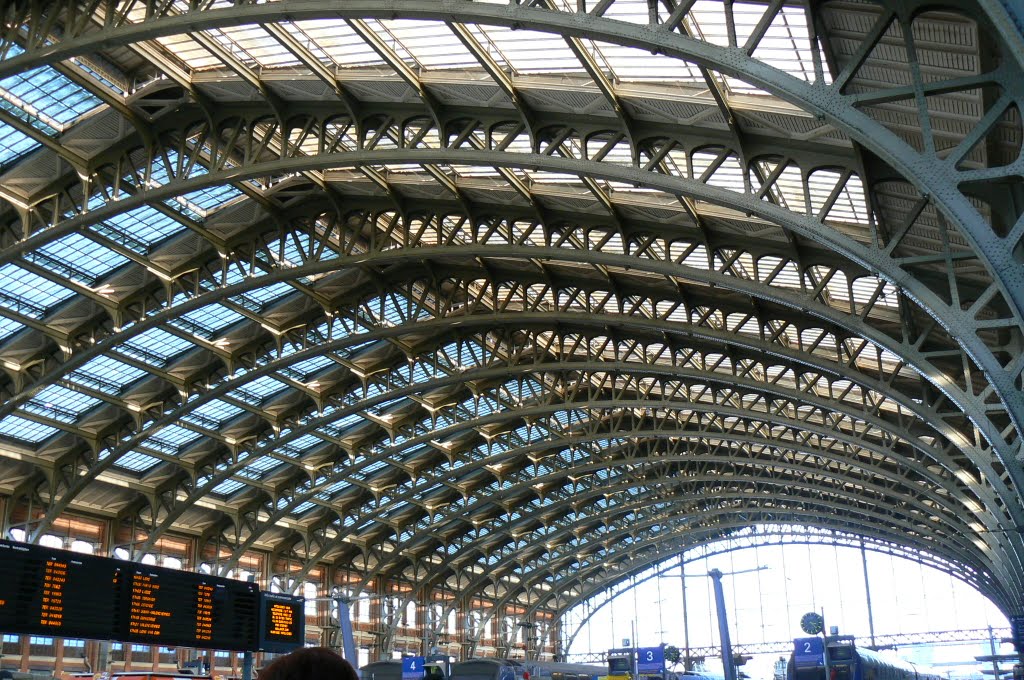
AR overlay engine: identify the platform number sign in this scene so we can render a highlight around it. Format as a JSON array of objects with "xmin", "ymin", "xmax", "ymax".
[
  {"xmin": 637, "ymin": 646, "xmax": 665, "ymax": 673},
  {"xmin": 1012, "ymin": 616, "xmax": 1024, "ymax": 651},
  {"xmin": 793, "ymin": 638, "xmax": 824, "ymax": 668},
  {"xmin": 402, "ymin": 657, "xmax": 426, "ymax": 680}
]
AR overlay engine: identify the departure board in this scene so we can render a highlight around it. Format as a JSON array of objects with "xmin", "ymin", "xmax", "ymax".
[
  {"xmin": 257, "ymin": 592, "xmax": 305, "ymax": 653},
  {"xmin": 120, "ymin": 563, "xmax": 261, "ymax": 651},
  {"xmin": 0, "ymin": 539, "xmax": 262, "ymax": 651},
  {"xmin": 0, "ymin": 539, "xmax": 121, "ymax": 640}
]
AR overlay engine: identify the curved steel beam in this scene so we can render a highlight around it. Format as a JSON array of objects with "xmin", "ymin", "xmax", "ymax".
[
  {"xmin": 89, "ymin": 309, "xmax": 1013, "ymax": 566},
  {"xmin": 415, "ymin": 473, "xmax": 985, "ymax": 599},
  {"xmin": 4, "ymin": 149, "xmax": 1015, "ymax": 519}
]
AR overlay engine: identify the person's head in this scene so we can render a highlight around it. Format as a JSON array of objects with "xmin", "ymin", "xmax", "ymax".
[{"xmin": 258, "ymin": 648, "xmax": 358, "ymax": 680}]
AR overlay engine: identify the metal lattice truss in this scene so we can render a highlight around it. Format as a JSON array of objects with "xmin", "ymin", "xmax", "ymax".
[{"xmin": 0, "ymin": 0, "xmax": 1023, "ymax": 628}]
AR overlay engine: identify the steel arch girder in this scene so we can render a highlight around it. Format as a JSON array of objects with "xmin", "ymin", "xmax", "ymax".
[
  {"xmin": 6, "ymin": 147, "xmax": 1019, "ymax": 515},
  {"xmin": 18, "ymin": 240, "xmax": 1021, "ymax": 540},
  {"xmin": 2, "ymin": 1, "xmax": 1022, "ymax": 436},
  {"xmin": 294, "ymin": 394, "xmax": 1024, "ymax": 596},
  {"xmin": 394, "ymin": 468, "xmax": 987, "ymax": 598},
  {"xmin": 91, "ymin": 307, "xmax": 1016, "ymax": 565},
  {"xmin": 486, "ymin": 503, "xmax": 1012, "ymax": 624},
  {"xmin": 557, "ymin": 527, "xmax": 996, "ymax": 648}
]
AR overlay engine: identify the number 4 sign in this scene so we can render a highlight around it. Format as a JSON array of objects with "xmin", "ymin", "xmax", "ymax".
[{"xmin": 403, "ymin": 657, "xmax": 426, "ymax": 680}]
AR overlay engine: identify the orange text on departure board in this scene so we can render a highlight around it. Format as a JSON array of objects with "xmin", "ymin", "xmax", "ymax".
[
  {"xmin": 268, "ymin": 603, "xmax": 295, "ymax": 637},
  {"xmin": 128, "ymin": 573, "xmax": 171, "ymax": 637},
  {"xmin": 194, "ymin": 584, "xmax": 215, "ymax": 642},
  {"xmin": 40, "ymin": 559, "xmax": 69, "ymax": 628}
]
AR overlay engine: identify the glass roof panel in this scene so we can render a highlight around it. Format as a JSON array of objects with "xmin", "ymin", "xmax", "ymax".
[
  {"xmin": 114, "ymin": 450, "xmax": 162, "ymax": 472},
  {"xmin": 0, "ymin": 316, "xmax": 25, "ymax": 342},
  {"xmin": 94, "ymin": 205, "xmax": 186, "ymax": 252},
  {"xmin": 475, "ymin": 25, "xmax": 586, "ymax": 74},
  {"xmin": 142, "ymin": 424, "xmax": 202, "ymax": 452},
  {"xmin": 70, "ymin": 355, "xmax": 148, "ymax": 394},
  {"xmin": 0, "ymin": 121, "xmax": 40, "ymax": 165},
  {"xmin": 171, "ymin": 304, "xmax": 246, "ymax": 339},
  {"xmin": 210, "ymin": 25, "xmax": 301, "ymax": 69},
  {"xmin": 153, "ymin": 35, "xmax": 220, "ymax": 70},
  {"xmin": 29, "ymin": 233, "xmax": 130, "ymax": 286},
  {"xmin": 212, "ymin": 478, "xmax": 245, "ymax": 495},
  {"xmin": 24, "ymin": 384, "xmax": 102, "ymax": 422},
  {"xmin": 185, "ymin": 399, "xmax": 245, "ymax": 426},
  {"xmin": 0, "ymin": 265, "xmax": 75, "ymax": 317},
  {"xmin": 0, "ymin": 415, "xmax": 59, "ymax": 443},
  {"xmin": 0, "ymin": 45, "xmax": 103, "ymax": 130},
  {"xmin": 591, "ymin": 41, "xmax": 704, "ymax": 82},
  {"xmin": 119, "ymin": 327, "xmax": 193, "ymax": 366},
  {"xmin": 377, "ymin": 20, "xmax": 480, "ymax": 70},
  {"xmin": 230, "ymin": 375, "xmax": 288, "ymax": 403},
  {"xmin": 291, "ymin": 20, "xmax": 388, "ymax": 67}
]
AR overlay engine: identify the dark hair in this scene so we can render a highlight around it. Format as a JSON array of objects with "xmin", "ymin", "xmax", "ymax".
[{"xmin": 259, "ymin": 647, "xmax": 358, "ymax": 680}]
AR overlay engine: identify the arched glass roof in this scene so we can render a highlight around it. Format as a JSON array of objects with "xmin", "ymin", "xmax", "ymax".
[{"xmin": 0, "ymin": 0, "xmax": 1023, "ymax": 627}]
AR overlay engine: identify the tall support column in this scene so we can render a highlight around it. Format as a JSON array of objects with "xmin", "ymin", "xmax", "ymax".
[
  {"xmin": 680, "ymin": 562, "xmax": 692, "ymax": 671},
  {"xmin": 859, "ymin": 542, "xmax": 876, "ymax": 648},
  {"xmin": 709, "ymin": 569, "xmax": 735, "ymax": 680}
]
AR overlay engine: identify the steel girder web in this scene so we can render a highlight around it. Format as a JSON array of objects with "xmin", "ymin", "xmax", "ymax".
[
  {"xmin": 2, "ymin": 241, "xmax": 1015, "ymax": 602},
  {"xmin": 6, "ymin": 153, "xmax": 1017, "ymax": 513},
  {"xmin": 61, "ymin": 271, "xmax": 1005, "ymax": 551},
  {"xmin": 0, "ymin": 0, "xmax": 1019, "ymax": 614},
  {"xmin": 1, "ymin": 0, "xmax": 1022, "ymax": 474},
  {"xmin": 11, "ymin": 228, "xmax": 1017, "ymax": 552},
  {"xmin": 0, "ymin": 92, "xmax": 1018, "ymax": 538}
]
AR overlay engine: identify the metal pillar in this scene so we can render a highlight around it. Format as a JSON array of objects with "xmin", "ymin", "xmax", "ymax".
[
  {"xmin": 242, "ymin": 652, "xmax": 253, "ymax": 680},
  {"xmin": 680, "ymin": 565, "xmax": 692, "ymax": 671},
  {"xmin": 338, "ymin": 598, "xmax": 359, "ymax": 665},
  {"xmin": 859, "ymin": 542, "xmax": 876, "ymax": 648},
  {"xmin": 709, "ymin": 569, "xmax": 736, "ymax": 680}
]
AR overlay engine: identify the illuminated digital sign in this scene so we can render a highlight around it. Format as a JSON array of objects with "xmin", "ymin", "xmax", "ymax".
[
  {"xmin": 0, "ymin": 539, "xmax": 262, "ymax": 651},
  {"xmin": 0, "ymin": 540, "xmax": 123, "ymax": 640},
  {"xmin": 257, "ymin": 592, "xmax": 305, "ymax": 652},
  {"xmin": 120, "ymin": 562, "xmax": 260, "ymax": 651}
]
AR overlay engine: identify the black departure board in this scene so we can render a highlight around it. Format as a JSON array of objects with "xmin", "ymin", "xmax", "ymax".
[
  {"xmin": 257, "ymin": 592, "xmax": 305, "ymax": 652},
  {"xmin": 0, "ymin": 539, "xmax": 262, "ymax": 651},
  {"xmin": 0, "ymin": 539, "xmax": 122, "ymax": 640},
  {"xmin": 121, "ymin": 562, "xmax": 260, "ymax": 651}
]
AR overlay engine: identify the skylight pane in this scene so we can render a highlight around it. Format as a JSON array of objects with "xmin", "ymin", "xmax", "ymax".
[
  {"xmin": 172, "ymin": 304, "xmax": 246, "ymax": 339},
  {"xmin": 0, "ymin": 415, "xmax": 59, "ymax": 443},
  {"xmin": 0, "ymin": 121, "xmax": 40, "ymax": 165},
  {"xmin": 0, "ymin": 45, "xmax": 103, "ymax": 129},
  {"xmin": 70, "ymin": 355, "xmax": 147, "ymax": 394},
  {"xmin": 187, "ymin": 399, "xmax": 244, "ymax": 425},
  {"xmin": 120, "ymin": 327, "xmax": 193, "ymax": 365},
  {"xmin": 30, "ymin": 233, "xmax": 129, "ymax": 286},
  {"xmin": 115, "ymin": 451, "xmax": 162, "ymax": 472},
  {"xmin": 0, "ymin": 316, "xmax": 22, "ymax": 343},
  {"xmin": 474, "ymin": 25, "xmax": 583, "ymax": 74},
  {"xmin": 213, "ymin": 478, "xmax": 245, "ymax": 495},
  {"xmin": 0, "ymin": 264, "xmax": 75, "ymax": 318},
  {"xmin": 292, "ymin": 21, "xmax": 386, "ymax": 67},
  {"xmin": 25, "ymin": 385, "xmax": 102, "ymax": 422},
  {"xmin": 95, "ymin": 204, "xmax": 185, "ymax": 251},
  {"xmin": 378, "ymin": 20, "xmax": 478, "ymax": 69}
]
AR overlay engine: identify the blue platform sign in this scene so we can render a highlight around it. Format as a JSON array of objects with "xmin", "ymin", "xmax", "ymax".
[
  {"xmin": 793, "ymin": 638, "xmax": 824, "ymax": 668},
  {"xmin": 1012, "ymin": 616, "xmax": 1024, "ymax": 651},
  {"xmin": 402, "ymin": 657, "xmax": 426, "ymax": 680},
  {"xmin": 637, "ymin": 646, "xmax": 665, "ymax": 673}
]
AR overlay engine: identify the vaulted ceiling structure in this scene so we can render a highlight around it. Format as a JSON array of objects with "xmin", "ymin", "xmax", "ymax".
[{"xmin": 0, "ymin": 0, "xmax": 1023, "ymax": 626}]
